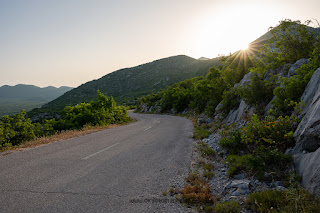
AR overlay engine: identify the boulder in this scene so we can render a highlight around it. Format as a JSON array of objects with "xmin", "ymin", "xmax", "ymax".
[
  {"xmin": 295, "ymin": 147, "xmax": 320, "ymax": 197},
  {"xmin": 203, "ymin": 133, "xmax": 222, "ymax": 152},
  {"xmin": 294, "ymin": 68, "xmax": 320, "ymax": 152},
  {"xmin": 292, "ymin": 67, "xmax": 320, "ymax": 198},
  {"xmin": 224, "ymin": 99, "xmax": 254, "ymax": 125},
  {"xmin": 226, "ymin": 179, "xmax": 251, "ymax": 195},
  {"xmin": 197, "ymin": 113, "xmax": 212, "ymax": 125},
  {"xmin": 264, "ymin": 96, "xmax": 276, "ymax": 115},
  {"xmin": 234, "ymin": 71, "xmax": 253, "ymax": 87},
  {"xmin": 264, "ymin": 64, "xmax": 290, "ymax": 80},
  {"xmin": 215, "ymin": 102, "xmax": 223, "ymax": 112},
  {"xmin": 223, "ymin": 72, "xmax": 255, "ymax": 125},
  {"xmin": 299, "ymin": 67, "xmax": 320, "ymax": 113},
  {"xmin": 287, "ymin": 58, "xmax": 309, "ymax": 78}
]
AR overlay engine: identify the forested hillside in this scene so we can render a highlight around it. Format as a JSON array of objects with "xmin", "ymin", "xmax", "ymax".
[{"xmin": 40, "ymin": 55, "xmax": 220, "ymax": 110}]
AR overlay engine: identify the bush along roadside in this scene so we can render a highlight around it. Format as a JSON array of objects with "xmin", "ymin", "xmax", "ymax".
[
  {"xmin": 169, "ymin": 113, "xmax": 320, "ymax": 213},
  {"xmin": 0, "ymin": 90, "xmax": 131, "ymax": 151}
]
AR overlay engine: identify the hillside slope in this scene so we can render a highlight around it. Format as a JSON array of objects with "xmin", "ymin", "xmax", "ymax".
[{"xmin": 42, "ymin": 55, "xmax": 220, "ymax": 109}]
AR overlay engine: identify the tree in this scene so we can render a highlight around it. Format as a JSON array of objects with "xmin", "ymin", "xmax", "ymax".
[
  {"xmin": 260, "ymin": 19, "xmax": 317, "ymax": 68},
  {"xmin": 238, "ymin": 72, "xmax": 277, "ymax": 115}
]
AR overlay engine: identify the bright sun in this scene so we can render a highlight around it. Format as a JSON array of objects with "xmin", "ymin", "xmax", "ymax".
[
  {"xmin": 190, "ymin": 3, "xmax": 274, "ymax": 58},
  {"xmin": 241, "ymin": 43, "xmax": 249, "ymax": 51}
]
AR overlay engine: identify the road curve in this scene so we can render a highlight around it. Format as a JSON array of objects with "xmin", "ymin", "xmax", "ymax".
[{"xmin": 0, "ymin": 112, "xmax": 194, "ymax": 213}]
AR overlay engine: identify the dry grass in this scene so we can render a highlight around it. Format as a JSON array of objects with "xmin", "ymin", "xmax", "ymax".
[
  {"xmin": 1, "ymin": 123, "xmax": 129, "ymax": 155},
  {"xmin": 180, "ymin": 173, "xmax": 215, "ymax": 205}
]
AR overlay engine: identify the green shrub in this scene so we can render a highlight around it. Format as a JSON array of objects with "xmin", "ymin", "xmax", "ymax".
[
  {"xmin": 226, "ymin": 147, "xmax": 292, "ymax": 180},
  {"xmin": 218, "ymin": 87, "xmax": 240, "ymax": 116},
  {"xmin": 0, "ymin": 111, "xmax": 36, "ymax": 147},
  {"xmin": 247, "ymin": 188, "xmax": 320, "ymax": 213},
  {"xmin": 226, "ymin": 154, "xmax": 256, "ymax": 177},
  {"xmin": 193, "ymin": 127, "xmax": 211, "ymax": 140},
  {"xmin": 220, "ymin": 130, "xmax": 244, "ymax": 154},
  {"xmin": 202, "ymin": 163, "xmax": 214, "ymax": 179},
  {"xmin": 203, "ymin": 170, "xmax": 214, "ymax": 179},
  {"xmin": 197, "ymin": 142, "xmax": 216, "ymax": 158},
  {"xmin": 0, "ymin": 91, "xmax": 130, "ymax": 150},
  {"xmin": 238, "ymin": 72, "xmax": 277, "ymax": 115},
  {"xmin": 272, "ymin": 46, "xmax": 320, "ymax": 116},
  {"xmin": 33, "ymin": 119, "xmax": 57, "ymax": 137},
  {"xmin": 242, "ymin": 114, "xmax": 297, "ymax": 152},
  {"xmin": 203, "ymin": 163, "xmax": 215, "ymax": 171},
  {"xmin": 59, "ymin": 91, "xmax": 129, "ymax": 130},
  {"xmin": 260, "ymin": 19, "xmax": 317, "ymax": 69},
  {"xmin": 214, "ymin": 201, "xmax": 241, "ymax": 213},
  {"xmin": 221, "ymin": 114, "xmax": 298, "ymax": 154}
]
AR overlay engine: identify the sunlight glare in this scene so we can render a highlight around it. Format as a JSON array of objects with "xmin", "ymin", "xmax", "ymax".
[
  {"xmin": 241, "ymin": 43, "xmax": 249, "ymax": 51},
  {"xmin": 189, "ymin": 3, "xmax": 280, "ymax": 59}
]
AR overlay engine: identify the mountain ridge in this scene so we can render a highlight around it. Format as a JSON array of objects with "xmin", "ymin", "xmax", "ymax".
[
  {"xmin": 0, "ymin": 84, "xmax": 73, "ymax": 116},
  {"xmin": 40, "ymin": 55, "xmax": 220, "ymax": 111},
  {"xmin": 0, "ymin": 84, "xmax": 73, "ymax": 101}
]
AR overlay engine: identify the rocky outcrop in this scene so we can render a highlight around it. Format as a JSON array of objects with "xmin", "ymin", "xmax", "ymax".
[
  {"xmin": 263, "ymin": 58, "xmax": 309, "ymax": 80},
  {"xmin": 294, "ymin": 68, "xmax": 320, "ymax": 152},
  {"xmin": 216, "ymin": 64, "xmax": 320, "ymax": 198},
  {"xmin": 234, "ymin": 71, "xmax": 253, "ymax": 87},
  {"xmin": 263, "ymin": 63, "xmax": 289, "ymax": 80},
  {"xmin": 287, "ymin": 59, "xmax": 309, "ymax": 78},
  {"xmin": 219, "ymin": 59, "xmax": 310, "ymax": 126},
  {"xmin": 292, "ymin": 67, "xmax": 320, "ymax": 197},
  {"xmin": 224, "ymin": 100, "xmax": 254, "ymax": 125},
  {"xmin": 296, "ymin": 148, "xmax": 320, "ymax": 198},
  {"xmin": 264, "ymin": 59, "xmax": 309, "ymax": 115},
  {"xmin": 216, "ymin": 72, "xmax": 255, "ymax": 126}
]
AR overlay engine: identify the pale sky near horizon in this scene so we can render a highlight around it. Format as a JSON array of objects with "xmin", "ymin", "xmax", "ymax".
[{"xmin": 1, "ymin": 0, "xmax": 320, "ymax": 88}]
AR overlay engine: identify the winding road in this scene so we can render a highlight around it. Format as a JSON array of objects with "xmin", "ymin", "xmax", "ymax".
[{"xmin": 0, "ymin": 112, "xmax": 194, "ymax": 212}]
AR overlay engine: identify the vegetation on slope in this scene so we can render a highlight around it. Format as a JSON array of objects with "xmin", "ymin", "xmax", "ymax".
[
  {"xmin": 136, "ymin": 54, "xmax": 255, "ymax": 116},
  {"xmin": 137, "ymin": 19, "xmax": 320, "ymax": 117},
  {"xmin": 0, "ymin": 91, "xmax": 129, "ymax": 150},
  {"xmin": 138, "ymin": 19, "xmax": 320, "ymax": 211},
  {"xmin": 38, "ymin": 55, "xmax": 220, "ymax": 111}
]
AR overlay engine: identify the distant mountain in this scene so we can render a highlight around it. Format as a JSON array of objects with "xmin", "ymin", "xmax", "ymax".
[
  {"xmin": 40, "ymin": 55, "xmax": 220, "ymax": 111},
  {"xmin": 0, "ymin": 84, "xmax": 73, "ymax": 101},
  {"xmin": 0, "ymin": 85, "xmax": 73, "ymax": 116}
]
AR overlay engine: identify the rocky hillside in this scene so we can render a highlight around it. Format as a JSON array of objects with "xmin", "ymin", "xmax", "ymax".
[
  {"xmin": 138, "ymin": 57, "xmax": 320, "ymax": 211},
  {"xmin": 216, "ymin": 61, "xmax": 320, "ymax": 197},
  {"xmin": 136, "ymin": 20, "xmax": 320, "ymax": 211},
  {"xmin": 41, "ymin": 55, "xmax": 219, "ymax": 110}
]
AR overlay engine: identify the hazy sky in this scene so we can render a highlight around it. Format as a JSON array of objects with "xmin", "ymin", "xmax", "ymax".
[{"xmin": 1, "ymin": 0, "xmax": 320, "ymax": 87}]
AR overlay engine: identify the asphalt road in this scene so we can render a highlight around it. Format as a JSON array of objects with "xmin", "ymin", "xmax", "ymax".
[{"xmin": 0, "ymin": 112, "xmax": 194, "ymax": 213}]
